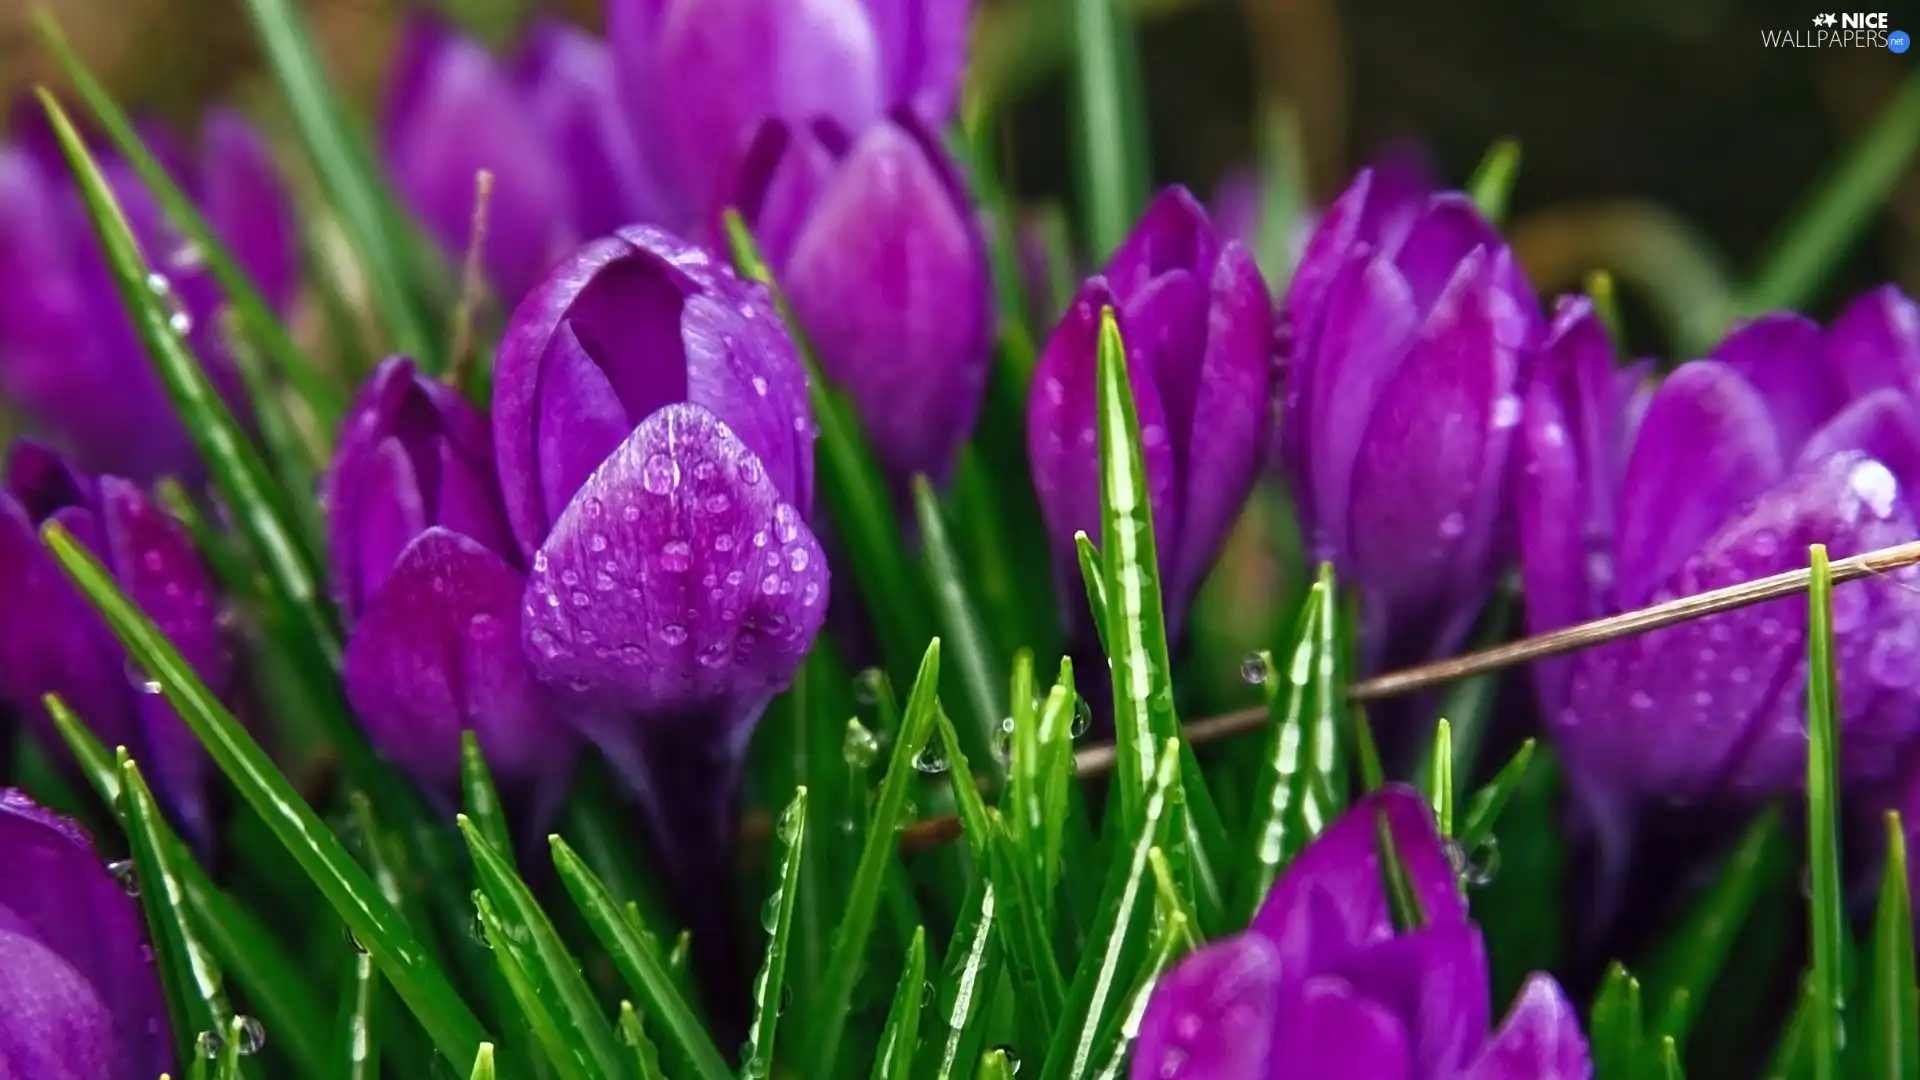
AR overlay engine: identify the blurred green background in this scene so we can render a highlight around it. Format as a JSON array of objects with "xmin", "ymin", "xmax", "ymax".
[{"xmin": 4, "ymin": 0, "xmax": 1916, "ymax": 356}]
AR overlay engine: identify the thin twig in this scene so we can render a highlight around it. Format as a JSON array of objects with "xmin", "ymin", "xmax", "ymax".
[{"xmin": 445, "ymin": 169, "xmax": 494, "ymax": 392}]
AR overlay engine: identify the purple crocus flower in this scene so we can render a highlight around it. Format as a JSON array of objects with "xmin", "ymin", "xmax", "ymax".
[
  {"xmin": 1212, "ymin": 141, "xmax": 1437, "ymax": 284},
  {"xmin": 735, "ymin": 112, "xmax": 993, "ymax": 486},
  {"xmin": 1027, "ymin": 187, "xmax": 1274, "ymax": 639},
  {"xmin": 608, "ymin": 0, "xmax": 973, "ymax": 232},
  {"xmin": 494, "ymin": 226, "xmax": 827, "ymax": 924},
  {"xmin": 0, "ymin": 790, "xmax": 174, "ymax": 1077},
  {"xmin": 0, "ymin": 441, "xmax": 231, "ymax": 848},
  {"xmin": 1280, "ymin": 168, "xmax": 1541, "ymax": 670},
  {"xmin": 325, "ymin": 357, "xmax": 575, "ymax": 806},
  {"xmin": 1521, "ymin": 287, "xmax": 1920, "ymax": 833},
  {"xmin": 0, "ymin": 108, "xmax": 297, "ymax": 483},
  {"xmin": 1135, "ymin": 788, "xmax": 1589, "ymax": 1080}
]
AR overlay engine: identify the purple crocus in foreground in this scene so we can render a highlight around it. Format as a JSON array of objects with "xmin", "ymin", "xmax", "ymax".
[
  {"xmin": 494, "ymin": 226, "xmax": 827, "ymax": 914},
  {"xmin": 1280, "ymin": 168, "xmax": 1541, "ymax": 669},
  {"xmin": 0, "ymin": 108, "xmax": 297, "ymax": 483},
  {"xmin": 1520, "ymin": 287, "xmax": 1920, "ymax": 828},
  {"xmin": 735, "ymin": 112, "xmax": 993, "ymax": 486},
  {"xmin": 383, "ymin": 15, "xmax": 659, "ymax": 308},
  {"xmin": 0, "ymin": 441, "xmax": 231, "ymax": 848},
  {"xmin": 1028, "ymin": 187, "xmax": 1274, "ymax": 638},
  {"xmin": 0, "ymin": 789, "xmax": 174, "ymax": 1078},
  {"xmin": 1135, "ymin": 788, "xmax": 1589, "ymax": 1080},
  {"xmin": 608, "ymin": 0, "xmax": 973, "ymax": 232},
  {"xmin": 326, "ymin": 358, "xmax": 575, "ymax": 807}
]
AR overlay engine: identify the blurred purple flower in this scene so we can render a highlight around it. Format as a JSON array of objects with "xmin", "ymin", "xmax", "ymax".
[
  {"xmin": 608, "ymin": 0, "xmax": 973, "ymax": 232},
  {"xmin": 494, "ymin": 226, "xmax": 826, "ymax": 919},
  {"xmin": 382, "ymin": 15, "xmax": 662, "ymax": 309},
  {"xmin": 1212, "ymin": 142, "xmax": 1438, "ymax": 285},
  {"xmin": 0, "ymin": 790, "xmax": 174, "ymax": 1078},
  {"xmin": 325, "ymin": 358, "xmax": 575, "ymax": 805},
  {"xmin": 1520, "ymin": 287, "xmax": 1920, "ymax": 823},
  {"xmin": 1133, "ymin": 787, "xmax": 1589, "ymax": 1080},
  {"xmin": 0, "ymin": 441, "xmax": 231, "ymax": 848},
  {"xmin": 1027, "ymin": 187, "xmax": 1274, "ymax": 639},
  {"xmin": 734, "ymin": 113, "xmax": 993, "ymax": 486},
  {"xmin": 1280, "ymin": 168, "xmax": 1541, "ymax": 670},
  {"xmin": 0, "ymin": 107, "xmax": 296, "ymax": 483}
]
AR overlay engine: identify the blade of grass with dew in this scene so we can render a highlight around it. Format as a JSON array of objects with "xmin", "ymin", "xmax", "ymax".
[
  {"xmin": 917, "ymin": 475, "xmax": 1010, "ymax": 784},
  {"xmin": 872, "ymin": 927, "xmax": 928, "ymax": 1080},
  {"xmin": 335, "ymin": 953, "xmax": 380, "ymax": 1080},
  {"xmin": 43, "ymin": 696, "xmax": 330, "ymax": 1080},
  {"xmin": 983, "ymin": 812, "xmax": 1068, "ymax": 1034},
  {"xmin": 1428, "ymin": 719, "xmax": 1454, "ymax": 836},
  {"xmin": 743, "ymin": 787, "xmax": 807, "ymax": 1080},
  {"xmin": 1092, "ymin": 307, "xmax": 1228, "ymax": 930},
  {"xmin": 459, "ymin": 734, "xmax": 514, "ymax": 873},
  {"xmin": 562, "ymin": 762, "xmax": 682, "ymax": 945},
  {"xmin": 471, "ymin": 893, "xmax": 580, "ymax": 1080},
  {"xmin": 1770, "ymin": 975, "xmax": 1824, "ymax": 1080},
  {"xmin": 1742, "ymin": 66, "xmax": 1920, "ymax": 316},
  {"xmin": 807, "ymin": 640, "xmax": 943, "ymax": 1071},
  {"xmin": 1069, "ymin": 0, "xmax": 1150, "ymax": 258},
  {"xmin": 549, "ymin": 838, "xmax": 731, "ymax": 1080},
  {"xmin": 1456, "ymin": 740, "xmax": 1538, "ymax": 853},
  {"xmin": 459, "ymin": 817, "xmax": 625, "ymax": 1080},
  {"xmin": 119, "ymin": 756, "xmax": 241, "ymax": 1073},
  {"xmin": 921, "ymin": 877, "xmax": 1004, "ymax": 1080},
  {"xmin": 947, "ymin": 449, "xmax": 1058, "ymax": 666},
  {"xmin": 1862, "ymin": 813, "xmax": 1918, "ymax": 1080},
  {"xmin": 1591, "ymin": 963, "xmax": 1648, "ymax": 1080},
  {"xmin": 33, "ymin": 12, "xmax": 348, "ymax": 422},
  {"xmin": 617, "ymin": 1002, "xmax": 666, "ymax": 1080},
  {"xmin": 1075, "ymin": 532, "xmax": 1112, "ymax": 656},
  {"xmin": 980, "ymin": 1047, "xmax": 1016, "ymax": 1080},
  {"xmin": 44, "ymin": 520, "xmax": 489, "ymax": 1064},
  {"xmin": 212, "ymin": 1015, "xmax": 253, "ymax": 1080},
  {"xmin": 1009, "ymin": 658, "xmax": 1085, "ymax": 928},
  {"xmin": 344, "ymin": 793, "xmax": 436, "ymax": 967},
  {"xmin": 1089, "ymin": 908, "xmax": 1188, "ymax": 1080},
  {"xmin": 724, "ymin": 210, "xmax": 931, "ymax": 683},
  {"xmin": 1041, "ymin": 738, "xmax": 1183, "ymax": 1080},
  {"xmin": 1806, "ymin": 544, "xmax": 1846, "ymax": 1080},
  {"xmin": 1145, "ymin": 849, "xmax": 1202, "ymax": 955},
  {"xmin": 1466, "ymin": 139, "xmax": 1522, "ymax": 224},
  {"xmin": 1645, "ymin": 808, "xmax": 1790, "ymax": 1046},
  {"xmin": 470, "ymin": 1043, "xmax": 496, "ymax": 1080},
  {"xmin": 220, "ymin": 310, "xmax": 326, "ymax": 549},
  {"xmin": 1662, "ymin": 1036, "xmax": 1685, "ymax": 1080},
  {"xmin": 233, "ymin": 0, "xmax": 435, "ymax": 359}
]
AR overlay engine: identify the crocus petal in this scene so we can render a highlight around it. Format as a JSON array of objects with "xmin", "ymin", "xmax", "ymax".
[
  {"xmin": 732, "ymin": 119, "xmax": 841, "ymax": 269},
  {"xmin": 1389, "ymin": 195, "xmax": 1505, "ymax": 316},
  {"xmin": 4, "ymin": 439, "xmax": 97, "ymax": 520},
  {"xmin": 0, "ymin": 925, "xmax": 116, "ymax": 1080},
  {"xmin": 1130, "ymin": 935, "xmax": 1282, "ymax": 1080},
  {"xmin": 1463, "ymin": 974, "xmax": 1592, "ymax": 1080},
  {"xmin": 1828, "ymin": 284, "xmax": 1920, "ymax": 400},
  {"xmin": 861, "ymin": 0, "xmax": 972, "ymax": 119},
  {"xmin": 1284, "ymin": 169, "xmax": 1378, "ymax": 368},
  {"xmin": 1796, "ymin": 389, "xmax": 1920, "ymax": 495},
  {"xmin": 1104, "ymin": 187, "xmax": 1219, "ymax": 304},
  {"xmin": 1329, "ymin": 923, "xmax": 1491, "ymax": 1080},
  {"xmin": 1707, "ymin": 313, "xmax": 1840, "ymax": 457},
  {"xmin": 198, "ymin": 109, "xmax": 299, "ymax": 309},
  {"xmin": 1268, "ymin": 976, "xmax": 1413, "ymax": 1080},
  {"xmin": 512, "ymin": 19, "xmax": 663, "ymax": 237}
]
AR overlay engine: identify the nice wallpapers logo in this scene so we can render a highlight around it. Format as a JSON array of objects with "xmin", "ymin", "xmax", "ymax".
[{"xmin": 1763, "ymin": 12, "xmax": 1910, "ymax": 48}]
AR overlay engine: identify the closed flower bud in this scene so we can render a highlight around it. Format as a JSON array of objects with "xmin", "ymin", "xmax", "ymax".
[
  {"xmin": 0, "ymin": 790, "xmax": 174, "ymax": 1078},
  {"xmin": 0, "ymin": 441, "xmax": 231, "ymax": 847},
  {"xmin": 735, "ymin": 113, "xmax": 993, "ymax": 486},
  {"xmin": 1134, "ymin": 788, "xmax": 1589, "ymax": 1080},
  {"xmin": 1027, "ymin": 187, "xmax": 1274, "ymax": 637},
  {"xmin": 1281, "ymin": 169, "xmax": 1542, "ymax": 668},
  {"xmin": 327, "ymin": 358, "xmax": 574, "ymax": 804}
]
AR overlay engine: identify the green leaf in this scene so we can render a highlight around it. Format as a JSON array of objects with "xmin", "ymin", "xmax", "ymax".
[
  {"xmin": 1074, "ymin": 532, "xmax": 1112, "ymax": 656},
  {"xmin": 119, "ymin": 756, "xmax": 239, "ymax": 1072},
  {"xmin": 1428, "ymin": 719, "xmax": 1454, "ymax": 837},
  {"xmin": 1587, "ymin": 269, "xmax": 1629, "ymax": 354},
  {"xmin": 1863, "ymin": 812, "xmax": 1918, "ymax": 1080},
  {"xmin": 980, "ymin": 1047, "xmax": 1017, "ymax": 1080},
  {"xmin": 1089, "ymin": 908, "xmax": 1189, "ymax": 1080},
  {"xmin": 1042, "ymin": 738, "xmax": 1183, "ymax": 1080},
  {"xmin": 1069, "ymin": 0, "xmax": 1150, "ymax": 258},
  {"xmin": 617, "ymin": 1002, "xmax": 667, "ymax": 1080},
  {"xmin": 1466, "ymin": 139, "xmax": 1522, "ymax": 224},
  {"xmin": 983, "ymin": 812, "xmax": 1069, "ymax": 1033},
  {"xmin": 562, "ymin": 762, "xmax": 683, "ymax": 947},
  {"xmin": 1591, "ymin": 963, "xmax": 1647, "ymax": 1080},
  {"xmin": 1805, "ymin": 544, "xmax": 1846, "ymax": 1080},
  {"xmin": 550, "ymin": 837, "xmax": 732, "ymax": 1080},
  {"xmin": 334, "ymin": 953, "xmax": 380, "ymax": 1080},
  {"xmin": 1771, "ymin": 974, "xmax": 1823, "ymax": 1080},
  {"xmin": 1374, "ymin": 808, "xmax": 1425, "ymax": 932},
  {"xmin": 1456, "ymin": 740, "xmax": 1538, "ymax": 853},
  {"xmin": 459, "ymin": 816, "xmax": 625, "ymax": 1080},
  {"xmin": 210, "ymin": 1015, "xmax": 253, "ymax": 1080},
  {"xmin": 871, "ymin": 926, "xmax": 929, "ymax": 1080},
  {"xmin": 922, "ymin": 878, "xmax": 1004, "ymax": 1080},
  {"xmin": 916, "ymin": 474, "xmax": 1011, "ymax": 786},
  {"xmin": 1743, "ymin": 66, "xmax": 1920, "ymax": 315},
  {"xmin": 1145, "ymin": 849, "xmax": 1202, "ymax": 954},
  {"xmin": 743, "ymin": 787, "xmax": 807, "ymax": 1080},
  {"xmin": 471, "ymin": 893, "xmax": 573, "ymax": 1078},
  {"xmin": 1251, "ymin": 104, "xmax": 1311, "ymax": 292},
  {"xmin": 1661, "ymin": 1036, "xmax": 1685, "ymax": 1080},
  {"xmin": 459, "ymin": 733, "xmax": 515, "ymax": 873},
  {"xmin": 470, "ymin": 1043, "xmax": 497, "ymax": 1080}
]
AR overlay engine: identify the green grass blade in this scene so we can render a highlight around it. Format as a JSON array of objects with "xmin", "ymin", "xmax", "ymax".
[
  {"xmin": 549, "ymin": 838, "xmax": 732, "ymax": 1080},
  {"xmin": 334, "ymin": 953, "xmax": 380, "ymax": 1080},
  {"xmin": 1237, "ymin": 582, "xmax": 1326, "ymax": 918},
  {"xmin": 471, "ymin": 893, "xmax": 576, "ymax": 1078},
  {"xmin": 221, "ymin": 315, "xmax": 326, "ymax": 550},
  {"xmin": 617, "ymin": 1002, "xmax": 667, "ymax": 1080},
  {"xmin": 922, "ymin": 878, "xmax": 1004, "ymax": 1080},
  {"xmin": 871, "ymin": 927, "xmax": 928, "ymax": 1080},
  {"xmin": 1069, "ymin": 0, "xmax": 1150, "ymax": 258},
  {"xmin": 1806, "ymin": 544, "xmax": 1846, "ymax": 1080},
  {"xmin": 1374, "ymin": 809, "xmax": 1425, "ymax": 931},
  {"xmin": 1428, "ymin": 719, "xmax": 1454, "ymax": 837},
  {"xmin": 916, "ymin": 475, "xmax": 1010, "ymax": 785},
  {"xmin": 1771, "ymin": 975, "xmax": 1823, "ymax": 1080},
  {"xmin": 744, "ymin": 787, "xmax": 807, "ymax": 1080},
  {"xmin": 458, "ymin": 816, "xmax": 625, "ymax": 1080},
  {"xmin": 1074, "ymin": 532, "xmax": 1112, "ymax": 655},
  {"xmin": 980, "ymin": 1047, "xmax": 1016, "ymax": 1080},
  {"xmin": 1042, "ymin": 739, "xmax": 1182, "ymax": 1080},
  {"xmin": 119, "ymin": 756, "xmax": 238, "ymax": 1071},
  {"xmin": 235, "ymin": 0, "xmax": 434, "ymax": 358},
  {"xmin": 1456, "ymin": 740, "xmax": 1538, "ymax": 853},
  {"xmin": 1864, "ymin": 812, "xmax": 1918, "ymax": 1080},
  {"xmin": 211, "ymin": 1015, "xmax": 253, "ymax": 1080},
  {"xmin": 1088, "ymin": 910, "xmax": 1187, "ymax": 1080},
  {"xmin": 1590, "ymin": 963, "xmax": 1646, "ymax": 1080},
  {"xmin": 984, "ymin": 812, "xmax": 1069, "ymax": 1032},
  {"xmin": 470, "ymin": 1043, "xmax": 496, "ymax": 1080},
  {"xmin": 1145, "ymin": 849, "xmax": 1202, "ymax": 955},
  {"xmin": 562, "ymin": 763, "xmax": 683, "ymax": 946},
  {"xmin": 1661, "ymin": 1036, "xmax": 1685, "ymax": 1080},
  {"xmin": 459, "ymin": 733, "xmax": 515, "ymax": 873},
  {"xmin": 1466, "ymin": 139, "xmax": 1522, "ymax": 224},
  {"xmin": 807, "ymin": 640, "xmax": 943, "ymax": 1072}
]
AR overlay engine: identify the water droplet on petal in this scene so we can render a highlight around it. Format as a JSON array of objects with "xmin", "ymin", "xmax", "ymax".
[
  {"xmin": 761, "ymin": 573, "xmax": 781, "ymax": 595},
  {"xmin": 1438, "ymin": 512, "xmax": 1467, "ymax": 539},
  {"xmin": 660, "ymin": 541, "xmax": 693, "ymax": 572},
  {"xmin": 705, "ymin": 492, "xmax": 731, "ymax": 514},
  {"xmin": 659, "ymin": 623, "xmax": 688, "ymax": 646},
  {"xmin": 642, "ymin": 454, "xmax": 678, "ymax": 495},
  {"xmin": 589, "ymin": 534, "xmax": 608, "ymax": 553},
  {"xmin": 715, "ymin": 533, "xmax": 736, "ymax": 553}
]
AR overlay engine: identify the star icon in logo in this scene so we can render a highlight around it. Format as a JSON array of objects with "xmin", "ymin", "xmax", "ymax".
[{"xmin": 1814, "ymin": 12, "xmax": 1837, "ymax": 25}]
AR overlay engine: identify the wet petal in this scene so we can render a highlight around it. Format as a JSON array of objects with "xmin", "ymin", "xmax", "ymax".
[
  {"xmin": 1797, "ymin": 389, "xmax": 1920, "ymax": 495},
  {"xmin": 1389, "ymin": 195, "xmax": 1503, "ymax": 316},
  {"xmin": 732, "ymin": 119, "xmax": 840, "ymax": 270},
  {"xmin": 861, "ymin": 0, "xmax": 972, "ymax": 119},
  {"xmin": 512, "ymin": 19, "xmax": 663, "ymax": 237},
  {"xmin": 198, "ymin": 109, "xmax": 299, "ymax": 309},
  {"xmin": 1463, "ymin": 974, "xmax": 1592, "ymax": 1080},
  {"xmin": 1269, "ymin": 976, "xmax": 1413, "ymax": 1080},
  {"xmin": 1284, "ymin": 169, "xmax": 1378, "ymax": 367},
  {"xmin": 1707, "ymin": 313, "xmax": 1840, "ymax": 458},
  {"xmin": 1130, "ymin": 935, "xmax": 1282, "ymax": 1080},
  {"xmin": 1103, "ymin": 187, "xmax": 1218, "ymax": 304},
  {"xmin": 1828, "ymin": 284, "xmax": 1920, "ymax": 400},
  {"xmin": 1329, "ymin": 923, "xmax": 1491, "ymax": 1080}
]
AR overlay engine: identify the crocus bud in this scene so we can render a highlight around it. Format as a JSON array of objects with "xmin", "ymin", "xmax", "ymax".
[
  {"xmin": 609, "ymin": 0, "xmax": 973, "ymax": 230},
  {"xmin": 0, "ymin": 790, "xmax": 174, "ymax": 1077},
  {"xmin": 0, "ymin": 441, "xmax": 230, "ymax": 847},
  {"xmin": 1027, "ymin": 188, "xmax": 1274, "ymax": 637},
  {"xmin": 497, "ymin": 226, "xmax": 827, "ymax": 937},
  {"xmin": 1521, "ymin": 287, "xmax": 1920, "ymax": 821},
  {"xmin": 382, "ymin": 16, "xmax": 660, "ymax": 308},
  {"xmin": 1281, "ymin": 169, "xmax": 1541, "ymax": 669},
  {"xmin": 1133, "ymin": 788, "xmax": 1590, "ymax": 1080},
  {"xmin": 0, "ymin": 109, "xmax": 297, "ymax": 483},
  {"xmin": 327, "ymin": 358, "xmax": 574, "ymax": 804},
  {"xmin": 736, "ymin": 113, "xmax": 993, "ymax": 486},
  {"xmin": 1212, "ymin": 141, "xmax": 1437, "ymax": 286}
]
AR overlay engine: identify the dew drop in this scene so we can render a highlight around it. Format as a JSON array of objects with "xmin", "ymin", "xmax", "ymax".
[
  {"xmin": 589, "ymin": 534, "xmax": 608, "ymax": 553},
  {"xmin": 788, "ymin": 547, "xmax": 810, "ymax": 572},
  {"xmin": 197, "ymin": 1030, "xmax": 224, "ymax": 1059},
  {"xmin": 234, "ymin": 1016, "xmax": 266, "ymax": 1055},
  {"xmin": 1240, "ymin": 652, "xmax": 1269, "ymax": 685},
  {"xmin": 991, "ymin": 715, "xmax": 1015, "ymax": 764},
  {"xmin": 775, "ymin": 798, "xmax": 804, "ymax": 844},
  {"xmin": 1438, "ymin": 512, "xmax": 1467, "ymax": 539},
  {"xmin": 843, "ymin": 720, "xmax": 881, "ymax": 770},
  {"xmin": 660, "ymin": 540, "xmax": 694, "ymax": 572},
  {"xmin": 700, "ymin": 643, "xmax": 729, "ymax": 668},
  {"xmin": 584, "ymin": 497, "xmax": 605, "ymax": 518},
  {"xmin": 774, "ymin": 506, "xmax": 799, "ymax": 543},
  {"xmin": 142, "ymin": 549, "xmax": 165, "ymax": 572},
  {"xmin": 1071, "ymin": 696, "xmax": 1094, "ymax": 738},
  {"xmin": 1445, "ymin": 836, "xmax": 1501, "ymax": 887},
  {"xmin": 123, "ymin": 660, "xmax": 162, "ymax": 695},
  {"xmin": 108, "ymin": 859, "xmax": 139, "ymax": 896},
  {"xmin": 991, "ymin": 1046, "xmax": 1022, "ymax": 1075},
  {"xmin": 853, "ymin": 669, "xmax": 884, "ymax": 705},
  {"xmin": 532, "ymin": 552, "xmax": 549, "ymax": 573},
  {"xmin": 571, "ymin": 591, "xmax": 591, "ymax": 607},
  {"xmin": 802, "ymin": 581, "xmax": 821, "ymax": 606},
  {"xmin": 760, "ymin": 890, "xmax": 783, "ymax": 932},
  {"xmin": 741, "ymin": 457, "xmax": 764, "ymax": 485},
  {"xmin": 659, "ymin": 623, "xmax": 689, "ymax": 646},
  {"xmin": 1629, "ymin": 690, "xmax": 1654, "ymax": 711},
  {"xmin": 468, "ymin": 613, "xmax": 497, "ymax": 639},
  {"xmin": 715, "ymin": 533, "xmax": 736, "ymax": 553},
  {"xmin": 752, "ymin": 375, "xmax": 770, "ymax": 397},
  {"xmin": 1490, "ymin": 393, "xmax": 1522, "ymax": 429},
  {"xmin": 642, "ymin": 453, "xmax": 678, "ymax": 495},
  {"xmin": 727, "ymin": 570, "xmax": 745, "ymax": 587},
  {"xmin": 761, "ymin": 573, "xmax": 781, "ymax": 595},
  {"xmin": 913, "ymin": 743, "xmax": 949, "ymax": 774},
  {"xmin": 705, "ymin": 492, "xmax": 731, "ymax": 513}
]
